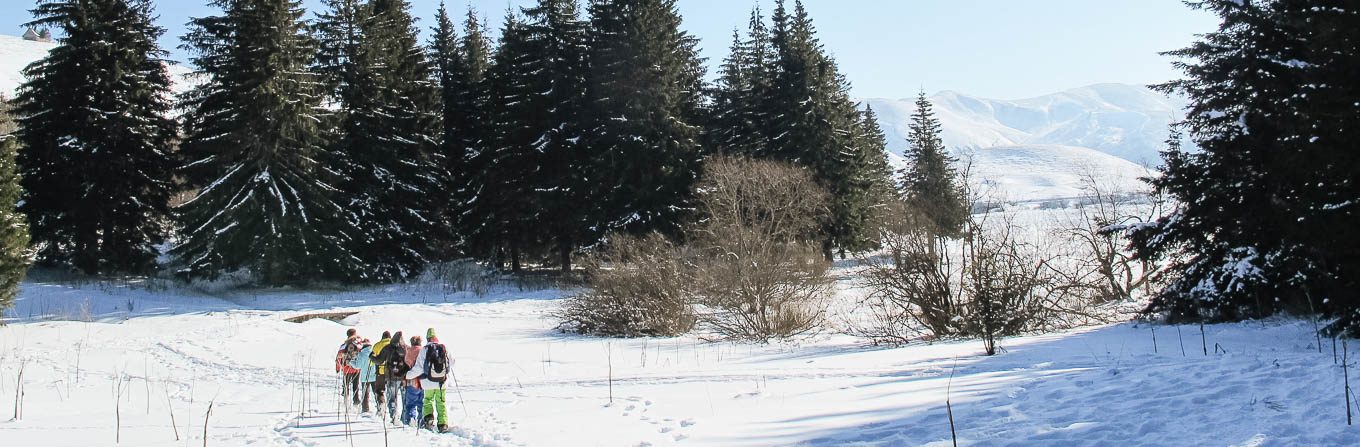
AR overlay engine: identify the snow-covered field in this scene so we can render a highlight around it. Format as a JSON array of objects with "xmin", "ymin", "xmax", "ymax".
[{"xmin": 2, "ymin": 264, "xmax": 1356, "ymax": 447}]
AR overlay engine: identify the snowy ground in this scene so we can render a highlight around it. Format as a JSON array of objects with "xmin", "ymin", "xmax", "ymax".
[{"xmin": 2, "ymin": 267, "xmax": 1357, "ymax": 447}]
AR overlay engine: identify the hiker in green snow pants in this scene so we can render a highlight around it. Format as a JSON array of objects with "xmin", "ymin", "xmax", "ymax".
[
  {"xmin": 423, "ymin": 388, "xmax": 447, "ymax": 427},
  {"xmin": 406, "ymin": 328, "xmax": 454, "ymax": 431}
]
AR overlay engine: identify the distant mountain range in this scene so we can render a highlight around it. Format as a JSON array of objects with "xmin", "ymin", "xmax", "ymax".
[{"xmin": 864, "ymin": 83, "xmax": 1187, "ymax": 200}]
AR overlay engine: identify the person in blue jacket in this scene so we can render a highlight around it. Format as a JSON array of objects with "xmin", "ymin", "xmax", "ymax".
[{"xmin": 347, "ymin": 337, "xmax": 377, "ymax": 414}]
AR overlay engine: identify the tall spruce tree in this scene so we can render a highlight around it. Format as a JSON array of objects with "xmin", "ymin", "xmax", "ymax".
[
  {"xmin": 585, "ymin": 0, "xmax": 705, "ymax": 237},
  {"xmin": 765, "ymin": 0, "xmax": 885, "ymax": 257},
  {"xmin": 1134, "ymin": 0, "xmax": 1360, "ymax": 333},
  {"xmin": 431, "ymin": 3, "xmax": 492, "ymax": 257},
  {"xmin": 523, "ymin": 0, "xmax": 591, "ymax": 271},
  {"xmin": 315, "ymin": 0, "xmax": 444, "ymax": 280},
  {"xmin": 472, "ymin": 10, "xmax": 540, "ymax": 270},
  {"xmin": 859, "ymin": 105, "xmax": 895, "ymax": 202},
  {"xmin": 15, "ymin": 0, "xmax": 176, "ymax": 275},
  {"xmin": 175, "ymin": 0, "xmax": 363, "ymax": 285},
  {"xmin": 901, "ymin": 91, "xmax": 968, "ymax": 238},
  {"xmin": 0, "ymin": 100, "xmax": 31, "ymax": 312},
  {"xmin": 708, "ymin": 7, "xmax": 776, "ymax": 156}
]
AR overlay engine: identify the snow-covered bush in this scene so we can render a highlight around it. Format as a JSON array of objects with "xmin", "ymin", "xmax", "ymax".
[{"xmin": 558, "ymin": 233, "xmax": 697, "ymax": 337}]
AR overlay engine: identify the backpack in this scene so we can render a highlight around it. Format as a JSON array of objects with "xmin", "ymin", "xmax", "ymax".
[
  {"xmin": 423, "ymin": 344, "xmax": 449, "ymax": 384},
  {"xmin": 387, "ymin": 345, "xmax": 409, "ymax": 377},
  {"xmin": 342, "ymin": 338, "xmax": 360, "ymax": 363}
]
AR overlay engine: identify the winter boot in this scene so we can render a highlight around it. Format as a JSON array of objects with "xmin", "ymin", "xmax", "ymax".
[{"xmin": 438, "ymin": 424, "xmax": 449, "ymax": 433}]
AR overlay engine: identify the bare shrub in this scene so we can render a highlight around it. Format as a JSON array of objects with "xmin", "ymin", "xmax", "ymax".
[
  {"xmin": 559, "ymin": 156, "xmax": 834, "ymax": 341},
  {"xmin": 558, "ymin": 234, "xmax": 696, "ymax": 337},
  {"xmin": 855, "ymin": 203, "xmax": 962, "ymax": 344},
  {"xmin": 964, "ymin": 213, "xmax": 1057, "ymax": 355},
  {"xmin": 689, "ymin": 157, "xmax": 834, "ymax": 340},
  {"xmin": 856, "ymin": 205, "xmax": 1059, "ymax": 353},
  {"xmin": 1050, "ymin": 172, "xmax": 1168, "ymax": 303},
  {"xmin": 423, "ymin": 260, "xmax": 495, "ymax": 297}
]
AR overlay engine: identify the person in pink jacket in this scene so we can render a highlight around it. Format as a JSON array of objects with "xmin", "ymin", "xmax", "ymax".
[{"xmin": 400, "ymin": 335, "xmax": 424, "ymax": 426}]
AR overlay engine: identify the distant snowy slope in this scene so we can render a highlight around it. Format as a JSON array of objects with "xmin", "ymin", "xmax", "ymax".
[
  {"xmin": 0, "ymin": 34, "xmax": 193, "ymax": 99},
  {"xmin": 867, "ymin": 83, "xmax": 1182, "ymax": 200},
  {"xmin": 884, "ymin": 144, "xmax": 1151, "ymax": 202},
  {"xmin": 0, "ymin": 34, "xmax": 54, "ymax": 99},
  {"xmin": 866, "ymin": 83, "xmax": 1186, "ymax": 166}
]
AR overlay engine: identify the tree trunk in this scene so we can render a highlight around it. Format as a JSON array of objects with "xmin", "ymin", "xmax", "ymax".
[{"xmin": 559, "ymin": 241, "xmax": 572, "ymax": 273}]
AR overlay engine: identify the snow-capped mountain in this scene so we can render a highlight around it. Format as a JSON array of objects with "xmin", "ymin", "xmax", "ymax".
[
  {"xmin": 866, "ymin": 83, "xmax": 1186, "ymax": 200},
  {"xmin": 0, "ymin": 33, "xmax": 193, "ymax": 99}
]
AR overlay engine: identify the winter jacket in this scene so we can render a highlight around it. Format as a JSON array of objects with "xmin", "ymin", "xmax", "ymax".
[
  {"xmin": 404, "ymin": 345, "xmax": 423, "ymax": 388},
  {"xmin": 405, "ymin": 339, "xmax": 452, "ymax": 390},
  {"xmin": 335, "ymin": 337, "xmax": 359, "ymax": 375},
  {"xmin": 371, "ymin": 337, "xmax": 392, "ymax": 376},
  {"xmin": 349, "ymin": 345, "xmax": 377, "ymax": 383}
]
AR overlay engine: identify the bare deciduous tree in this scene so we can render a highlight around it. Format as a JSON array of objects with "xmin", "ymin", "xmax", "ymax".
[
  {"xmin": 559, "ymin": 156, "xmax": 836, "ymax": 341},
  {"xmin": 1041, "ymin": 170, "xmax": 1171, "ymax": 326},
  {"xmin": 691, "ymin": 157, "xmax": 833, "ymax": 340}
]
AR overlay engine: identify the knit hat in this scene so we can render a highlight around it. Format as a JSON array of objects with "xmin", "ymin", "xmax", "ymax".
[{"xmin": 426, "ymin": 327, "xmax": 437, "ymax": 340}]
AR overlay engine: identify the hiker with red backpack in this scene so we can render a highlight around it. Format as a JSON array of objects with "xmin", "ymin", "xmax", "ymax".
[
  {"xmin": 335, "ymin": 329, "xmax": 361, "ymax": 405},
  {"xmin": 405, "ymin": 328, "xmax": 454, "ymax": 432},
  {"xmin": 401, "ymin": 335, "xmax": 425, "ymax": 426}
]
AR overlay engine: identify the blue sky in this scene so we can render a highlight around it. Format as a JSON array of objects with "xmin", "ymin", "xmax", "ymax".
[{"xmin": 1, "ymin": 0, "xmax": 1217, "ymax": 99}]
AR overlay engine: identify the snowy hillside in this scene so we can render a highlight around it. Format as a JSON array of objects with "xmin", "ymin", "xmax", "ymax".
[
  {"xmin": 0, "ymin": 34, "xmax": 192, "ymax": 99},
  {"xmin": 867, "ymin": 84, "xmax": 1184, "ymax": 200},
  {"xmin": 2, "ymin": 263, "xmax": 1356, "ymax": 446},
  {"xmin": 865, "ymin": 83, "xmax": 1186, "ymax": 165},
  {"xmin": 0, "ymin": 34, "xmax": 54, "ymax": 99}
]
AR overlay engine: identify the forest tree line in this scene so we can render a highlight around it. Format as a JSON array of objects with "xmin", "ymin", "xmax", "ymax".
[{"xmin": 7, "ymin": 0, "xmax": 894, "ymax": 286}]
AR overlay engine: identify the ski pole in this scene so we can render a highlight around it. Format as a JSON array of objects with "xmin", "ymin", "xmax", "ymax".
[{"xmin": 450, "ymin": 369, "xmax": 470, "ymax": 418}]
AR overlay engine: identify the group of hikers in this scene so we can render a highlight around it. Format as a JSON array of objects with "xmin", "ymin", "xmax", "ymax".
[{"xmin": 335, "ymin": 327, "xmax": 456, "ymax": 433}]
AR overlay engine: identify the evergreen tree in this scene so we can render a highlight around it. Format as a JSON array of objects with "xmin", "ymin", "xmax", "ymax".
[
  {"xmin": 859, "ymin": 105, "xmax": 895, "ymax": 202},
  {"xmin": 15, "ymin": 0, "xmax": 176, "ymax": 275},
  {"xmin": 707, "ymin": 7, "xmax": 776, "ymax": 156},
  {"xmin": 175, "ymin": 0, "xmax": 363, "ymax": 285},
  {"xmin": 765, "ymin": 0, "xmax": 885, "ymax": 257},
  {"xmin": 900, "ymin": 91, "xmax": 968, "ymax": 238},
  {"xmin": 584, "ymin": 0, "xmax": 705, "ymax": 237},
  {"xmin": 0, "ymin": 100, "xmax": 31, "ymax": 312},
  {"xmin": 429, "ymin": 3, "xmax": 485, "ymax": 258},
  {"xmin": 472, "ymin": 10, "xmax": 540, "ymax": 270},
  {"xmin": 315, "ymin": 0, "xmax": 444, "ymax": 280},
  {"xmin": 523, "ymin": 0, "xmax": 592, "ymax": 271},
  {"xmin": 1135, "ymin": 0, "xmax": 1360, "ymax": 333}
]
